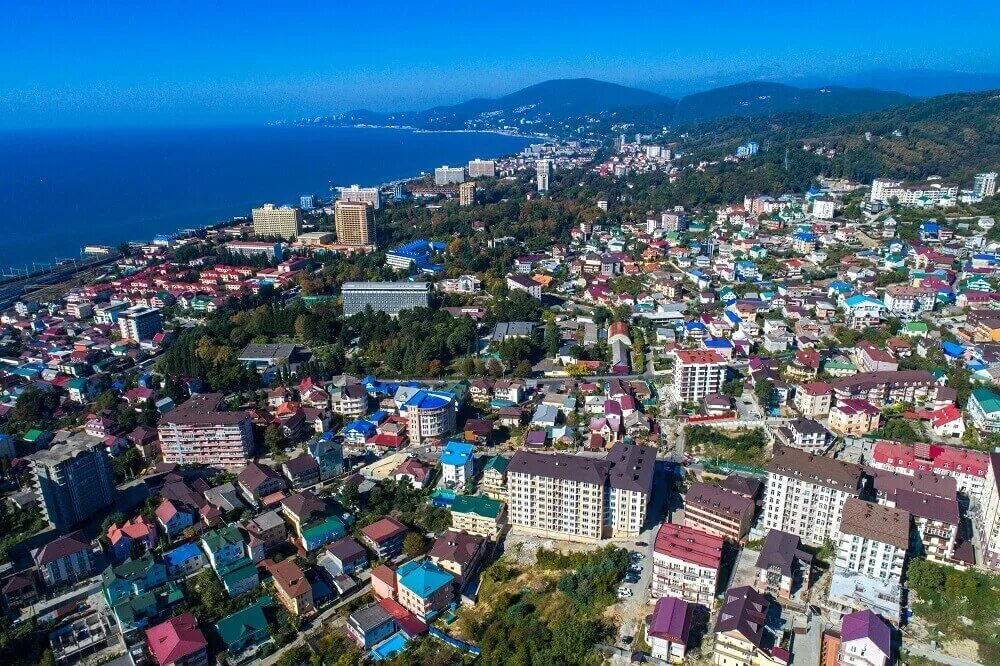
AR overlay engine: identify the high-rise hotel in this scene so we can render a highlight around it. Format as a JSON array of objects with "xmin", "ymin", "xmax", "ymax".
[
  {"xmin": 252, "ymin": 203, "xmax": 303, "ymax": 239},
  {"xmin": 334, "ymin": 200, "xmax": 375, "ymax": 246}
]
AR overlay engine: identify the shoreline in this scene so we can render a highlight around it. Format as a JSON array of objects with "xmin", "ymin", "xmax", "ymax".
[{"xmin": 1, "ymin": 126, "xmax": 536, "ymax": 277}]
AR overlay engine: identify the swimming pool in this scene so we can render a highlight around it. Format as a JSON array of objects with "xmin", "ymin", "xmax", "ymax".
[{"xmin": 370, "ymin": 632, "xmax": 409, "ymax": 661}]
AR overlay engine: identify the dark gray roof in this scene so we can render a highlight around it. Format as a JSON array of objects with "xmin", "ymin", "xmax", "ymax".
[
  {"xmin": 349, "ymin": 602, "xmax": 394, "ymax": 632},
  {"xmin": 508, "ymin": 450, "xmax": 610, "ymax": 486},
  {"xmin": 767, "ymin": 445, "xmax": 863, "ymax": 494},
  {"xmin": 686, "ymin": 482, "xmax": 755, "ymax": 519},
  {"xmin": 606, "ymin": 442, "xmax": 656, "ymax": 493},
  {"xmin": 755, "ymin": 529, "xmax": 812, "ymax": 577}
]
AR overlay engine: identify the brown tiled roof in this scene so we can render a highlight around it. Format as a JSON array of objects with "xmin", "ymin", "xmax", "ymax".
[
  {"xmin": 271, "ymin": 558, "xmax": 311, "ymax": 597},
  {"xmin": 158, "ymin": 392, "xmax": 248, "ymax": 426},
  {"xmin": 428, "ymin": 530, "xmax": 485, "ymax": 569},
  {"xmin": 839, "ymin": 498, "xmax": 910, "ymax": 550},
  {"xmin": 766, "ymin": 445, "xmax": 863, "ymax": 494},
  {"xmin": 686, "ymin": 482, "xmax": 755, "ymax": 519}
]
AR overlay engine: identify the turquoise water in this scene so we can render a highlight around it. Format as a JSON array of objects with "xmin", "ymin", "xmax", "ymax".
[
  {"xmin": 0, "ymin": 125, "xmax": 532, "ymax": 269},
  {"xmin": 370, "ymin": 632, "xmax": 409, "ymax": 660}
]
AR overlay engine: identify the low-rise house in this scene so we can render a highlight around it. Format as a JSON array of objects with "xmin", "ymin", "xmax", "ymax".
[
  {"xmin": 450, "ymin": 494, "xmax": 505, "ymax": 539},
  {"xmin": 839, "ymin": 610, "xmax": 893, "ymax": 666},
  {"xmin": 322, "ymin": 537, "xmax": 368, "ymax": 575},
  {"xmin": 713, "ymin": 586, "xmax": 788, "ymax": 666},
  {"xmin": 440, "ymin": 441, "xmax": 474, "ymax": 487},
  {"xmin": 215, "ymin": 600, "xmax": 272, "ymax": 660},
  {"xmin": 200, "ymin": 525, "xmax": 245, "ymax": 571},
  {"xmin": 646, "ymin": 596, "xmax": 693, "ymax": 664},
  {"xmin": 244, "ymin": 510, "xmax": 288, "ymax": 558},
  {"xmin": 163, "ymin": 542, "xmax": 207, "ymax": 579},
  {"xmin": 238, "ymin": 462, "xmax": 287, "ymax": 505},
  {"xmin": 392, "ymin": 457, "xmax": 432, "ymax": 489},
  {"xmin": 106, "ymin": 516, "xmax": 159, "ymax": 563},
  {"xmin": 775, "ymin": 417, "xmax": 831, "ymax": 453},
  {"xmin": 829, "ymin": 399, "xmax": 882, "ymax": 436},
  {"xmin": 33, "ymin": 531, "xmax": 98, "ymax": 587},
  {"xmin": 360, "ymin": 516, "xmax": 408, "ymax": 559},
  {"xmin": 754, "ymin": 530, "xmax": 812, "ymax": 600},
  {"xmin": 155, "ymin": 499, "xmax": 195, "ymax": 538},
  {"xmin": 271, "ymin": 558, "xmax": 314, "ymax": 617},
  {"xmin": 481, "ymin": 455, "xmax": 508, "ymax": 499},
  {"xmin": 428, "ymin": 529, "xmax": 485, "ymax": 586},
  {"xmin": 145, "ymin": 612, "xmax": 208, "ymax": 666},
  {"xmin": 347, "ymin": 602, "xmax": 397, "ymax": 649},
  {"xmin": 282, "ymin": 454, "xmax": 320, "ymax": 489},
  {"xmin": 281, "ymin": 490, "xmax": 345, "ymax": 552}
]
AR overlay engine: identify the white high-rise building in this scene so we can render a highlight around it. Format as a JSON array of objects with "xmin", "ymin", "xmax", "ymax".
[
  {"xmin": 974, "ymin": 172, "xmax": 998, "ymax": 200},
  {"xmin": 467, "ymin": 159, "xmax": 496, "ymax": 178},
  {"xmin": 118, "ymin": 305, "xmax": 163, "ymax": 342},
  {"xmin": 762, "ymin": 445, "xmax": 864, "ymax": 547},
  {"xmin": 671, "ymin": 350, "xmax": 727, "ymax": 403},
  {"xmin": 336, "ymin": 184, "xmax": 381, "ymax": 210},
  {"xmin": 536, "ymin": 159, "xmax": 552, "ymax": 192},
  {"xmin": 979, "ymin": 452, "xmax": 1000, "ymax": 571},
  {"xmin": 835, "ymin": 498, "xmax": 909, "ymax": 582},
  {"xmin": 434, "ymin": 166, "xmax": 465, "ymax": 186}
]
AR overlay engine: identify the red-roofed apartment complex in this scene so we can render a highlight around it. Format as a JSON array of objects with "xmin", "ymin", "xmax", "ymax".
[
  {"xmin": 650, "ymin": 522, "xmax": 723, "ymax": 606},
  {"xmin": 871, "ymin": 440, "xmax": 989, "ymax": 498}
]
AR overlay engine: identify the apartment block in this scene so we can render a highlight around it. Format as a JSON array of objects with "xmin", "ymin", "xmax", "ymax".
[
  {"xmin": 336, "ymin": 184, "xmax": 381, "ymax": 210},
  {"xmin": 27, "ymin": 433, "xmax": 116, "ymax": 530},
  {"xmin": 467, "ymin": 158, "xmax": 496, "ymax": 178},
  {"xmin": 672, "ymin": 350, "xmax": 727, "ymax": 404},
  {"xmin": 334, "ymin": 200, "xmax": 375, "ymax": 246},
  {"xmin": 762, "ymin": 445, "xmax": 864, "ymax": 547},
  {"xmin": 506, "ymin": 443, "xmax": 655, "ymax": 542},
  {"xmin": 830, "ymin": 370, "xmax": 937, "ymax": 408},
  {"xmin": 341, "ymin": 281, "xmax": 432, "ymax": 317},
  {"xmin": 829, "ymin": 399, "xmax": 881, "ymax": 436},
  {"xmin": 683, "ymin": 481, "xmax": 755, "ymax": 543},
  {"xmin": 870, "ymin": 440, "xmax": 988, "ymax": 498},
  {"xmin": 118, "ymin": 305, "xmax": 163, "ymax": 342},
  {"xmin": 252, "ymin": 203, "xmax": 302, "ymax": 239},
  {"xmin": 157, "ymin": 393, "xmax": 255, "ymax": 469},
  {"xmin": 650, "ymin": 522, "xmax": 723, "ymax": 606},
  {"xmin": 978, "ymin": 453, "xmax": 1000, "ymax": 571},
  {"xmin": 835, "ymin": 499, "xmax": 909, "ymax": 583}
]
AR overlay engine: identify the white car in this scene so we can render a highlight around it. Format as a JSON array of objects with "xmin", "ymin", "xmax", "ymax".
[{"xmin": 631, "ymin": 552, "xmax": 645, "ymax": 561}]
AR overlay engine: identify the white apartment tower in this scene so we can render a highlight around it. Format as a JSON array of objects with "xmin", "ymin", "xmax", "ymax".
[
  {"xmin": 536, "ymin": 159, "xmax": 552, "ymax": 192},
  {"xmin": 835, "ymin": 498, "xmax": 909, "ymax": 582},
  {"xmin": 974, "ymin": 172, "xmax": 998, "ymax": 200},
  {"xmin": 672, "ymin": 350, "xmax": 727, "ymax": 403}
]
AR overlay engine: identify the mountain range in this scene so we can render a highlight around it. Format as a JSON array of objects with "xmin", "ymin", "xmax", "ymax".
[{"xmin": 306, "ymin": 77, "xmax": 917, "ymax": 133}]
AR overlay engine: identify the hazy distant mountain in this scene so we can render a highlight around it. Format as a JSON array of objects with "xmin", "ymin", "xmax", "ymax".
[
  {"xmin": 301, "ymin": 77, "xmax": 914, "ymax": 133},
  {"xmin": 671, "ymin": 81, "xmax": 913, "ymax": 125},
  {"xmin": 321, "ymin": 78, "xmax": 671, "ymax": 131}
]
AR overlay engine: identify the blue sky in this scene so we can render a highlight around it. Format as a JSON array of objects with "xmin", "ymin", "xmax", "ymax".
[{"xmin": 2, "ymin": 1, "xmax": 998, "ymax": 128}]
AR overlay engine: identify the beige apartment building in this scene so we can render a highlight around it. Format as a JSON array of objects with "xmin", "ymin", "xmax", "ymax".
[
  {"xmin": 506, "ymin": 443, "xmax": 654, "ymax": 542},
  {"xmin": 459, "ymin": 181, "xmax": 476, "ymax": 207},
  {"xmin": 252, "ymin": 203, "xmax": 302, "ymax": 239},
  {"xmin": 334, "ymin": 200, "xmax": 375, "ymax": 246},
  {"xmin": 157, "ymin": 393, "xmax": 255, "ymax": 470}
]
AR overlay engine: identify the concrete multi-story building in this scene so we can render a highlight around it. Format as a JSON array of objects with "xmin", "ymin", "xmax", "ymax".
[
  {"xmin": 869, "ymin": 178, "xmax": 959, "ymax": 208},
  {"xmin": 252, "ymin": 203, "xmax": 302, "ymax": 239},
  {"xmin": 224, "ymin": 240, "xmax": 284, "ymax": 261},
  {"xmin": 683, "ymin": 482, "xmax": 755, "ymax": 543},
  {"xmin": 336, "ymin": 184, "xmax": 381, "ymax": 210},
  {"xmin": 762, "ymin": 445, "xmax": 864, "ymax": 547},
  {"xmin": 835, "ymin": 499, "xmax": 909, "ymax": 583},
  {"xmin": 973, "ymin": 172, "xmax": 997, "ymax": 200},
  {"xmin": 118, "ymin": 305, "xmax": 163, "ymax": 342},
  {"xmin": 158, "ymin": 393, "xmax": 255, "ymax": 469},
  {"xmin": 341, "ymin": 281, "xmax": 432, "ymax": 317},
  {"xmin": 404, "ymin": 390, "xmax": 456, "ymax": 445},
  {"xmin": 672, "ymin": 350, "xmax": 727, "ymax": 404},
  {"xmin": 434, "ymin": 166, "xmax": 465, "ymax": 186},
  {"xmin": 774, "ymin": 417, "xmax": 831, "ymax": 453},
  {"xmin": 536, "ymin": 159, "xmax": 552, "ymax": 192},
  {"xmin": 712, "ymin": 586, "xmax": 788, "ymax": 666},
  {"xmin": 334, "ymin": 200, "xmax": 375, "ymax": 246},
  {"xmin": 869, "ymin": 440, "xmax": 989, "ymax": 498},
  {"xmin": 650, "ymin": 522, "xmax": 723, "ymax": 606},
  {"xmin": 506, "ymin": 443, "xmax": 655, "ymax": 542},
  {"xmin": 829, "ymin": 370, "xmax": 938, "ymax": 408},
  {"xmin": 467, "ymin": 158, "xmax": 496, "ymax": 178},
  {"xmin": 829, "ymin": 399, "xmax": 882, "ymax": 436},
  {"xmin": 978, "ymin": 452, "xmax": 1000, "ymax": 571},
  {"xmin": 27, "ymin": 432, "xmax": 116, "ymax": 530},
  {"xmin": 459, "ymin": 181, "xmax": 476, "ymax": 207},
  {"xmin": 883, "ymin": 284, "xmax": 936, "ymax": 315},
  {"xmin": 793, "ymin": 382, "xmax": 832, "ymax": 417},
  {"xmin": 970, "ymin": 387, "xmax": 1000, "ymax": 433}
]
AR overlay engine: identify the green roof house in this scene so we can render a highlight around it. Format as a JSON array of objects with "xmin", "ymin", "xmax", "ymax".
[{"xmin": 215, "ymin": 599, "xmax": 272, "ymax": 657}]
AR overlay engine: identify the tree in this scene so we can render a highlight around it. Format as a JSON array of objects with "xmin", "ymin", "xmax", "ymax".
[
  {"xmin": 265, "ymin": 425, "xmax": 285, "ymax": 456},
  {"xmin": 513, "ymin": 360, "xmax": 533, "ymax": 378},
  {"xmin": 544, "ymin": 321, "xmax": 560, "ymax": 358},
  {"xmin": 403, "ymin": 532, "xmax": 424, "ymax": 557},
  {"xmin": 754, "ymin": 379, "xmax": 774, "ymax": 408}
]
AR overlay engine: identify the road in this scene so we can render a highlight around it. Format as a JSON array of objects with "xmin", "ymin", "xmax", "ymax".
[{"xmin": 902, "ymin": 644, "xmax": 982, "ymax": 666}]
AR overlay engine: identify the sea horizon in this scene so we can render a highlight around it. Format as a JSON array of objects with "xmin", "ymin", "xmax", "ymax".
[{"xmin": 0, "ymin": 124, "xmax": 533, "ymax": 271}]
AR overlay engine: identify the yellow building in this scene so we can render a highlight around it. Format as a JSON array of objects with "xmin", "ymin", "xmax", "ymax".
[
  {"xmin": 713, "ymin": 586, "xmax": 789, "ymax": 666},
  {"xmin": 334, "ymin": 200, "xmax": 375, "ymax": 246},
  {"xmin": 252, "ymin": 203, "xmax": 302, "ymax": 239},
  {"xmin": 459, "ymin": 181, "xmax": 476, "ymax": 207}
]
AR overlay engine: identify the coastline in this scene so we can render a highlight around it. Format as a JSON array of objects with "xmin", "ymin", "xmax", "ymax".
[{"xmin": 0, "ymin": 125, "xmax": 534, "ymax": 273}]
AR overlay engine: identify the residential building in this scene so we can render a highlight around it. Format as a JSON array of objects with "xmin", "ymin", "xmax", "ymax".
[
  {"xmin": 224, "ymin": 241, "xmax": 283, "ymax": 261},
  {"xmin": 883, "ymin": 284, "xmax": 936, "ymax": 316},
  {"xmin": 145, "ymin": 613, "xmax": 208, "ymax": 666},
  {"xmin": 33, "ymin": 531, "xmax": 98, "ymax": 586},
  {"xmin": 835, "ymin": 499, "xmax": 908, "ymax": 583},
  {"xmin": 459, "ymin": 181, "xmax": 476, "ymax": 207},
  {"xmin": 238, "ymin": 461, "xmax": 287, "ymax": 504},
  {"xmin": 978, "ymin": 452, "xmax": 1000, "ymax": 571},
  {"xmin": 506, "ymin": 274, "xmax": 542, "ymax": 299},
  {"xmin": 396, "ymin": 559, "xmax": 455, "ymax": 621},
  {"xmin": 405, "ymin": 390, "xmax": 456, "ymax": 445},
  {"xmin": 434, "ymin": 166, "xmax": 465, "ymax": 185},
  {"xmin": 713, "ymin": 586, "xmax": 789, "ymax": 666},
  {"xmin": 870, "ymin": 440, "xmax": 988, "ymax": 498},
  {"xmin": 428, "ymin": 529, "xmax": 485, "ymax": 585},
  {"xmin": 215, "ymin": 602, "xmax": 272, "ymax": 660},
  {"xmin": 481, "ymin": 455, "xmax": 508, "ymax": 500},
  {"xmin": 646, "ymin": 596, "xmax": 693, "ymax": 664},
  {"xmin": 536, "ymin": 159, "xmax": 552, "ymax": 192},
  {"xmin": 323, "ymin": 537, "xmax": 368, "ymax": 576},
  {"xmin": 27, "ymin": 432, "xmax": 116, "ymax": 530},
  {"xmin": 650, "ymin": 522, "xmax": 723, "ymax": 606},
  {"xmin": 440, "ymin": 441, "xmax": 474, "ymax": 487},
  {"xmin": 467, "ymin": 158, "xmax": 496, "ymax": 178},
  {"xmin": 307, "ymin": 436, "xmax": 344, "ymax": 481},
  {"xmin": 341, "ymin": 281, "xmax": 432, "ymax": 317},
  {"xmin": 774, "ymin": 417, "xmax": 831, "ymax": 453},
  {"xmin": 336, "ymin": 184, "xmax": 381, "ymax": 210},
  {"xmin": 755, "ymin": 529, "xmax": 812, "ymax": 600},
  {"xmin": 334, "ymin": 200, "xmax": 375, "ymax": 246},
  {"xmin": 829, "ymin": 370, "xmax": 937, "ymax": 408},
  {"xmin": 683, "ymin": 481, "xmax": 756, "ymax": 543},
  {"xmin": 793, "ymin": 382, "xmax": 832, "ymax": 418},
  {"xmin": 271, "ymin": 558, "xmax": 314, "ymax": 616},
  {"xmin": 158, "ymin": 393, "xmax": 255, "ymax": 469},
  {"xmin": 506, "ymin": 443, "xmax": 655, "ymax": 542},
  {"xmin": 118, "ymin": 305, "xmax": 163, "ymax": 342},
  {"xmin": 450, "ymin": 494, "xmax": 505, "ymax": 539},
  {"xmin": 252, "ymin": 203, "xmax": 302, "ymax": 239},
  {"xmin": 762, "ymin": 445, "xmax": 864, "ymax": 547},
  {"xmin": 347, "ymin": 602, "xmax": 397, "ymax": 649},
  {"xmin": 970, "ymin": 387, "xmax": 1000, "ymax": 433},
  {"xmin": 360, "ymin": 517, "xmax": 408, "ymax": 559},
  {"xmin": 829, "ymin": 399, "xmax": 882, "ymax": 436},
  {"xmin": 200, "ymin": 525, "xmax": 245, "ymax": 572},
  {"xmin": 839, "ymin": 610, "xmax": 893, "ymax": 666},
  {"xmin": 672, "ymin": 350, "xmax": 727, "ymax": 403}
]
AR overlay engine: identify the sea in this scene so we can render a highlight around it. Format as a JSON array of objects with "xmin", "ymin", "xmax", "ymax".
[{"xmin": 0, "ymin": 125, "xmax": 534, "ymax": 270}]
